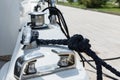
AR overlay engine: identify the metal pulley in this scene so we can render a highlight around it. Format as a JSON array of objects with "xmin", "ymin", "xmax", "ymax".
[{"xmin": 29, "ymin": 12, "xmax": 47, "ymax": 29}]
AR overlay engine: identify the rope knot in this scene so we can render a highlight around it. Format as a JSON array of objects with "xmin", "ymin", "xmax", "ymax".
[{"xmin": 68, "ymin": 34, "xmax": 91, "ymax": 52}]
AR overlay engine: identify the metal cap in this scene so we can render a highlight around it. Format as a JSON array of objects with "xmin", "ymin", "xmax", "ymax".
[{"xmin": 29, "ymin": 12, "xmax": 46, "ymax": 16}]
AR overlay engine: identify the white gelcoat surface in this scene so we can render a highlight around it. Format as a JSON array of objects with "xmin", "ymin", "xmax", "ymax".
[{"xmin": 0, "ymin": 0, "xmax": 20, "ymax": 56}]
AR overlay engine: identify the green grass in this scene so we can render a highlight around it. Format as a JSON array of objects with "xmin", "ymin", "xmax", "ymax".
[
  {"xmin": 92, "ymin": 8, "xmax": 120, "ymax": 15},
  {"xmin": 92, "ymin": 1, "xmax": 120, "ymax": 15},
  {"xmin": 57, "ymin": 1, "xmax": 120, "ymax": 16},
  {"xmin": 57, "ymin": 2, "xmax": 86, "ymax": 9}
]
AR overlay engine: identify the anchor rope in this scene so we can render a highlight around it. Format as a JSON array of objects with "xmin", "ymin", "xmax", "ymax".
[
  {"xmin": 42, "ymin": 7, "xmax": 70, "ymax": 38},
  {"xmin": 30, "ymin": 34, "xmax": 120, "ymax": 80}
]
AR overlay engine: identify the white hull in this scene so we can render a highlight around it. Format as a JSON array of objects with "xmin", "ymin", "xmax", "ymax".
[{"xmin": 0, "ymin": 0, "xmax": 20, "ymax": 56}]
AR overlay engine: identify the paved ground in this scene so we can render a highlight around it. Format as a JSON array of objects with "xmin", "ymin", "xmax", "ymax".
[{"xmin": 57, "ymin": 5, "xmax": 120, "ymax": 80}]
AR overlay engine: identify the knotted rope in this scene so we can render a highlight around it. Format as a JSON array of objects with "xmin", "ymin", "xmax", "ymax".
[{"xmin": 22, "ymin": 34, "xmax": 120, "ymax": 80}]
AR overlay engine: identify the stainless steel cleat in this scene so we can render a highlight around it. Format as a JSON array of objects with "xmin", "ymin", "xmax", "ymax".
[{"xmin": 14, "ymin": 51, "xmax": 44, "ymax": 80}]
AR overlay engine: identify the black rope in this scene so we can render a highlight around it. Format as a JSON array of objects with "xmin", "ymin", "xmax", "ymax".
[
  {"xmin": 80, "ymin": 56, "xmax": 120, "ymax": 62},
  {"xmin": 84, "ymin": 49, "xmax": 120, "ymax": 77},
  {"xmin": 31, "ymin": 34, "xmax": 120, "ymax": 80},
  {"xmin": 42, "ymin": 7, "xmax": 70, "ymax": 38},
  {"xmin": 96, "ymin": 60, "xmax": 102, "ymax": 80},
  {"xmin": 36, "ymin": 39, "xmax": 68, "ymax": 45},
  {"xmin": 78, "ymin": 52, "xmax": 85, "ymax": 67},
  {"xmin": 79, "ymin": 53, "xmax": 118, "ymax": 80}
]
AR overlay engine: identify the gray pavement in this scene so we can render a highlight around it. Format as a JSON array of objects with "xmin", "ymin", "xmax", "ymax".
[{"xmin": 57, "ymin": 5, "xmax": 120, "ymax": 80}]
